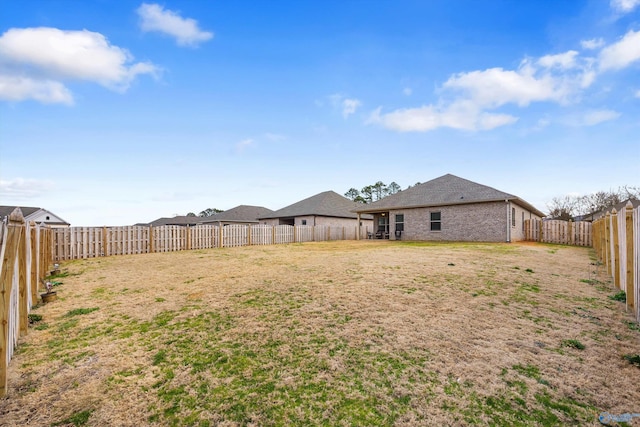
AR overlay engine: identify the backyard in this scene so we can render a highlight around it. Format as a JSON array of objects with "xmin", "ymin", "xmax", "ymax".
[{"xmin": 1, "ymin": 240, "xmax": 639, "ymax": 426}]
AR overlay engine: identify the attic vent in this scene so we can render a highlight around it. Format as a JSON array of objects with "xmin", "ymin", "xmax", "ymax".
[
  {"xmin": 460, "ymin": 196, "xmax": 464, "ymax": 199},
  {"xmin": 46, "ymin": 216, "xmax": 50, "ymax": 220}
]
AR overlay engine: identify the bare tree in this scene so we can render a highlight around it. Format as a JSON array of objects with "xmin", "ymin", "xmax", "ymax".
[
  {"xmin": 546, "ymin": 195, "xmax": 579, "ymax": 220},
  {"xmin": 548, "ymin": 186, "xmax": 640, "ymax": 218},
  {"xmin": 198, "ymin": 208, "xmax": 224, "ymax": 217}
]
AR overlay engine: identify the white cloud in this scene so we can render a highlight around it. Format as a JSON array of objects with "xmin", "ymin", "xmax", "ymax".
[
  {"xmin": 137, "ymin": 3, "xmax": 213, "ymax": 47},
  {"xmin": 0, "ymin": 178, "xmax": 55, "ymax": 199},
  {"xmin": 328, "ymin": 93, "xmax": 362, "ymax": 118},
  {"xmin": 538, "ymin": 50, "xmax": 579, "ymax": 69},
  {"xmin": 442, "ymin": 61, "xmax": 579, "ymax": 109},
  {"xmin": 0, "ymin": 75, "xmax": 73, "ymax": 104},
  {"xmin": 342, "ymin": 98, "xmax": 362, "ymax": 118},
  {"xmin": 368, "ymin": 102, "xmax": 517, "ymax": 132},
  {"xmin": 610, "ymin": 0, "xmax": 640, "ymax": 12},
  {"xmin": 0, "ymin": 27, "xmax": 158, "ymax": 104},
  {"xmin": 635, "ymin": 89, "xmax": 640, "ymax": 98},
  {"xmin": 599, "ymin": 30, "xmax": 640, "ymax": 71},
  {"xmin": 370, "ymin": 45, "xmax": 607, "ymax": 133},
  {"xmin": 403, "ymin": 87, "xmax": 412, "ymax": 96},
  {"xmin": 582, "ymin": 109, "xmax": 621, "ymax": 125},
  {"xmin": 581, "ymin": 38, "xmax": 605, "ymax": 50}
]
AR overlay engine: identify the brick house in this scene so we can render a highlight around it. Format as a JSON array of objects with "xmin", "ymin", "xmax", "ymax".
[
  {"xmin": 199, "ymin": 205, "xmax": 274, "ymax": 226},
  {"xmin": 353, "ymin": 174, "xmax": 544, "ymax": 242},
  {"xmin": 259, "ymin": 191, "xmax": 373, "ymax": 229}
]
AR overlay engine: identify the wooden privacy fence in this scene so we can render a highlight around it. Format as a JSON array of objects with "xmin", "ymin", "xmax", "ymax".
[
  {"xmin": 0, "ymin": 208, "xmax": 53, "ymax": 397},
  {"xmin": 524, "ymin": 219, "xmax": 592, "ymax": 246},
  {"xmin": 52, "ymin": 224, "xmax": 369, "ymax": 261},
  {"xmin": 592, "ymin": 202, "xmax": 639, "ymax": 323}
]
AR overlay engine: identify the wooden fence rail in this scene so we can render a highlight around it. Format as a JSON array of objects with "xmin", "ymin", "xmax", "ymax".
[
  {"xmin": 0, "ymin": 208, "xmax": 53, "ymax": 397},
  {"xmin": 524, "ymin": 219, "xmax": 592, "ymax": 246},
  {"xmin": 52, "ymin": 224, "xmax": 371, "ymax": 261},
  {"xmin": 592, "ymin": 202, "xmax": 639, "ymax": 323}
]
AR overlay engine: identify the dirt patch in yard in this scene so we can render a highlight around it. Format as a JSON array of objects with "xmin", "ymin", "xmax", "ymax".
[{"xmin": 1, "ymin": 241, "xmax": 639, "ymax": 426}]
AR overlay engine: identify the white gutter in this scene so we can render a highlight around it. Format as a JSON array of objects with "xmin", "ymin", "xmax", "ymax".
[{"xmin": 506, "ymin": 200, "xmax": 511, "ymax": 243}]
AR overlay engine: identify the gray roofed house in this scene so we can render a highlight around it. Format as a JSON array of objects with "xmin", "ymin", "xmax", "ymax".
[
  {"xmin": 590, "ymin": 199, "xmax": 640, "ymax": 221},
  {"xmin": 259, "ymin": 191, "xmax": 373, "ymax": 228},
  {"xmin": 137, "ymin": 216, "xmax": 202, "ymax": 227},
  {"xmin": 0, "ymin": 206, "xmax": 70, "ymax": 228},
  {"xmin": 199, "ymin": 205, "xmax": 275, "ymax": 226},
  {"xmin": 354, "ymin": 174, "xmax": 544, "ymax": 242}
]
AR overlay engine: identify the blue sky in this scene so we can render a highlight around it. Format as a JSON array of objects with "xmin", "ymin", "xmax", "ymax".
[{"xmin": 1, "ymin": 0, "xmax": 639, "ymax": 226}]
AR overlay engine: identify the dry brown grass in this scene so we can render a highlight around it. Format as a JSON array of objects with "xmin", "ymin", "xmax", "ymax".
[{"xmin": 1, "ymin": 241, "xmax": 639, "ymax": 426}]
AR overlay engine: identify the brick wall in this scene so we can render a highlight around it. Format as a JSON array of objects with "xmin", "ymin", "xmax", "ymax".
[{"xmin": 392, "ymin": 202, "xmax": 511, "ymax": 242}]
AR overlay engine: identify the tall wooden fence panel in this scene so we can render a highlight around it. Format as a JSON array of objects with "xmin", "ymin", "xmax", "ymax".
[
  {"xmin": 524, "ymin": 219, "xmax": 592, "ymax": 246},
  {"xmin": 593, "ymin": 202, "xmax": 639, "ymax": 323},
  {"xmin": 52, "ymin": 224, "xmax": 372, "ymax": 262},
  {"xmin": 0, "ymin": 209, "xmax": 53, "ymax": 397}
]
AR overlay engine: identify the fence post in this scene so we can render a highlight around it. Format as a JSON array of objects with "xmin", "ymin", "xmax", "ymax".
[
  {"xmin": 29, "ymin": 223, "xmax": 38, "ymax": 305},
  {"xmin": 612, "ymin": 209, "xmax": 621, "ymax": 289},
  {"xmin": 18, "ymin": 226, "xmax": 28, "ymax": 336},
  {"xmin": 0, "ymin": 208, "xmax": 24, "ymax": 397},
  {"xmin": 568, "ymin": 221, "xmax": 573, "ymax": 246},
  {"xmin": 538, "ymin": 219, "xmax": 543, "ymax": 243},
  {"xmin": 626, "ymin": 203, "xmax": 635, "ymax": 311},
  {"xmin": 604, "ymin": 212, "xmax": 613, "ymax": 277}
]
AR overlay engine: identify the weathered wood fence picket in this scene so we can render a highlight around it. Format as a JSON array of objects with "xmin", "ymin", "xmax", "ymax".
[
  {"xmin": 592, "ymin": 202, "xmax": 639, "ymax": 323},
  {"xmin": 0, "ymin": 208, "xmax": 53, "ymax": 397},
  {"xmin": 524, "ymin": 219, "xmax": 592, "ymax": 246},
  {"xmin": 52, "ymin": 224, "xmax": 369, "ymax": 261}
]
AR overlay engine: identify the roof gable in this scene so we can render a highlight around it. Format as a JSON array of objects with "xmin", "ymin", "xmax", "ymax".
[
  {"xmin": 260, "ymin": 191, "xmax": 364, "ymax": 219},
  {"xmin": 201, "ymin": 205, "xmax": 274, "ymax": 223},
  {"xmin": 144, "ymin": 216, "xmax": 202, "ymax": 227},
  {"xmin": 0, "ymin": 206, "xmax": 70, "ymax": 225},
  {"xmin": 354, "ymin": 174, "xmax": 543, "ymax": 216}
]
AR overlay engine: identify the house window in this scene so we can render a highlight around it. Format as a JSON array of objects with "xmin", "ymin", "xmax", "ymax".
[
  {"xmin": 430, "ymin": 212, "xmax": 441, "ymax": 231},
  {"xmin": 378, "ymin": 215, "xmax": 388, "ymax": 232},
  {"xmin": 301, "ymin": 219, "xmax": 307, "ymax": 225},
  {"xmin": 512, "ymin": 207, "xmax": 516, "ymax": 227},
  {"xmin": 395, "ymin": 214, "xmax": 404, "ymax": 232}
]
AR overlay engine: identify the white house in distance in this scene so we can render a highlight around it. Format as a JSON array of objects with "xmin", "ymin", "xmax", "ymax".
[{"xmin": 0, "ymin": 206, "xmax": 70, "ymax": 228}]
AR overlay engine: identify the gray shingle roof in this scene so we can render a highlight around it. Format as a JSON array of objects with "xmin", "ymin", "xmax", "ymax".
[
  {"xmin": 0, "ymin": 206, "xmax": 70, "ymax": 225},
  {"xmin": 259, "ymin": 191, "xmax": 366, "ymax": 220},
  {"xmin": 200, "ymin": 205, "xmax": 274, "ymax": 223},
  {"xmin": 140, "ymin": 216, "xmax": 202, "ymax": 227},
  {"xmin": 0, "ymin": 206, "xmax": 41, "ymax": 218},
  {"xmin": 354, "ymin": 174, "xmax": 544, "ymax": 216}
]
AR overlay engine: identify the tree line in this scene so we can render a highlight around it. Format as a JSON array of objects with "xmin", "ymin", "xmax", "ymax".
[
  {"xmin": 546, "ymin": 185, "xmax": 639, "ymax": 220},
  {"xmin": 344, "ymin": 181, "xmax": 404, "ymax": 204}
]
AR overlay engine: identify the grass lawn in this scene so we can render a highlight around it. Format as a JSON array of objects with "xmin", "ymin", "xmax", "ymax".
[{"xmin": 1, "ymin": 241, "xmax": 639, "ymax": 426}]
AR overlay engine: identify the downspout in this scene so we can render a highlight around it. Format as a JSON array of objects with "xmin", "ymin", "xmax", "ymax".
[{"xmin": 505, "ymin": 200, "xmax": 511, "ymax": 243}]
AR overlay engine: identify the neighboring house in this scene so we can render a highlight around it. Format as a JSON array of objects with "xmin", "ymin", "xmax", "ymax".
[
  {"xmin": 259, "ymin": 191, "xmax": 373, "ymax": 229},
  {"xmin": 353, "ymin": 174, "xmax": 545, "ymax": 242},
  {"xmin": 591, "ymin": 199, "xmax": 640, "ymax": 221},
  {"xmin": 0, "ymin": 206, "xmax": 70, "ymax": 228},
  {"xmin": 136, "ymin": 216, "xmax": 202, "ymax": 227},
  {"xmin": 199, "ymin": 205, "xmax": 274, "ymax": 226}
]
